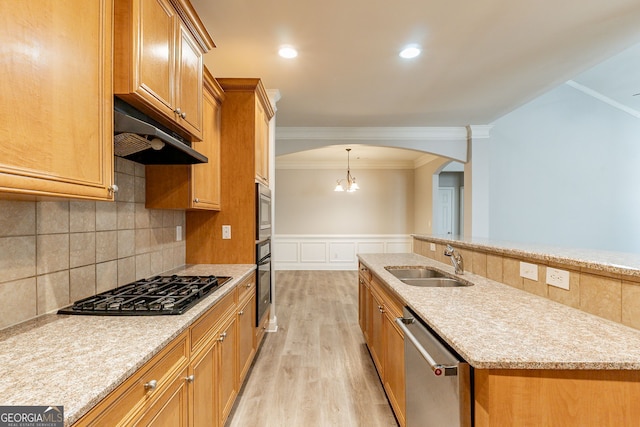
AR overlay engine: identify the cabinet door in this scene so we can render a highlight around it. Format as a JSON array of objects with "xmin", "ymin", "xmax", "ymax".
[
  {"xmin": 192, "ymin": 80, "xmax": 221, "ymax": 210},
  {"xmin": 0, "ymin": 0, "xmax": 114, "ymax": 200},
  {"xmin": 189, "ymin": 341, "xmax": 218, "ymax": 427},
  {"xmin": 370, "ymin": 289, "xmax": 385, "ymax": 376},
  {"xmin": 358, "ymin": 275, "xmax": 370, "ymax": 343},
  {"xmin": 176, "ymin": 22, "xmax": 204, "ymax": 139},
  {"xmin": 133, "ymin": 367, "xmax": 189, "ymax": 427},
  {"xmin": 218, "ymin": 316, "xmax": 238, "ymax": 426},
  {"xmin": 135, "ymin": 0, "xmax": 176, "ymax": 115},
  {"xmin": 254, "ymin": 98, "xmax": 269, "ymax": 184},
  {"xmin": 384, "ymin": 314, "xmax": 406, "ymax": 427},
  {"xmin": 237, "ymin": 292, "xmax": 257, "ymax": 384}
]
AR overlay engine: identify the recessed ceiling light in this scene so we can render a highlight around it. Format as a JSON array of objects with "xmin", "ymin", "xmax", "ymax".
[
  {"xmin": 278, "ymin": 46, "xmax": 298, "ymax": 59},
  {"xmin": 399, "ymin": 45, "xmax": 421, "ymax": 59}
]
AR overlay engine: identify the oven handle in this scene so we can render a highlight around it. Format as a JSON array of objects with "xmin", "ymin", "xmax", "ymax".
[
  {"xmin": 396, "ymin": 316, "xmax": 458, "ymax": 377},
  {"xmin": 258, "ymin": 255, "xmax": 271, "ymax": 265}
]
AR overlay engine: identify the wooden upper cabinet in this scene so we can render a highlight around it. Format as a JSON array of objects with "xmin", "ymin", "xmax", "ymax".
[
  {"xmin": 146, "ymin": 67, "xmax": 224, "ymax": 210},
  {"xmin": 217, "ymin": 78, "xmax": 274, "ymax": 185},
  {"xmin": 255, "ymin": 98, "xmax": 270, "ymax": 184},
  {"xmin": 0, "ymin": 0, "xmax": 114, "ymax": 201},
  {"xmin": 114, "ymin": 0, "xmax": 213, "ymax": 141}
]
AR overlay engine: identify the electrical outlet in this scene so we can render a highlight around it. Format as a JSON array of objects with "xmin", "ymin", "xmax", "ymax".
[
  {"xmin": 546, "ymin": 267, "xmax": 570, "ymax": 290},
  {"xmin": 430, "ymin": 243, "xmax": 436, "ymax": 251},
  {"xmin": 519, "ymin": 261, "xmax": 538, "ymax": 281},
  {"xmin": 222, "ymin": 225, "xmax": 231, "ymax": 240},
  {"xmin": 176, "ymin": 226, "xmax": 182, "ymax": 242}
]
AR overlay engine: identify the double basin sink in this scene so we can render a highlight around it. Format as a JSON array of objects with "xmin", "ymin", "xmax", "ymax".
[{"xmin": 385, "ymin": 267, "xmax": 472, "ymax": 288}]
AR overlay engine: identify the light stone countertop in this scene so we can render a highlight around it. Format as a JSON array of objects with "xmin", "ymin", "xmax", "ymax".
[
  {"xmin": 359, "ymin": 252, "xmax": 640, "ymax": 370},
  {"xmin": 0, "ymin": 264, "xmax": 255, "ymax": 426},
  {"xmin": 413, "ymin": 234, "xmax": 640, "ymax": 277}
]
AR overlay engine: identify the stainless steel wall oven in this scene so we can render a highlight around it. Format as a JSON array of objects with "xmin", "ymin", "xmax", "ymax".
[
  {"xmin": 256, "ymin": 183, "xmax": 272, "ymax": 240},
  {"xmin": 256, "ymin": 238, "xmax": 271, "ymax": 326}
]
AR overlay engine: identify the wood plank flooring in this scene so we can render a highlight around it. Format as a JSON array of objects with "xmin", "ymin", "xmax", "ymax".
[{"xmin": 226, "ymin": 270, "xmax": 399, "ymax": 427}]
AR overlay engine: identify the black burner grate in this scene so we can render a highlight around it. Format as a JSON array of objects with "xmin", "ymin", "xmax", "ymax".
[{"xmin": 58, "ymin": 275, "xmax": 232, "ymax": 316}]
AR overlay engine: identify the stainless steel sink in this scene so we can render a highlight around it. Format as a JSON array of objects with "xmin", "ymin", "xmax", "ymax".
[
  {"xmin": 385, "ymin": 267, "xmax": 447, "ymax": 279},
  {"xmin": 400, "ymin": 278, "xmax": 472, "ymax": 287}
]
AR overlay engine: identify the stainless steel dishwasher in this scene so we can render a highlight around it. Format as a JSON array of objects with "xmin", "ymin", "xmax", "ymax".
[{"xmin": 396, "ymin": 307, "xmax": 472, "ymax": 427}]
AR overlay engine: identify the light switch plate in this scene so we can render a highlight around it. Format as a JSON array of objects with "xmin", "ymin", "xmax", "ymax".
[
  {"xmin": 546, "ymin": 267, "xmax": 570, "ymax": 290},
  {"xmin": 222, "ymin": 225, "xmax": 231, "ymax": 240},
  {"xmin": 519, "ymin": 261, "xmax": 538, "ymax": 281},
  {"xmin": 176, "ymin": 226, "xmax": 182, "ymax": 242},
  {"xmin": 430, "ymin": 243, "xmax": 436, "ymax": 251}
]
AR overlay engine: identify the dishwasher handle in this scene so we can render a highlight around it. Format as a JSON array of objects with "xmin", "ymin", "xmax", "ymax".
[{"xmin": 396, "ymin": 317, "xmax": 458, "ymax": 377}]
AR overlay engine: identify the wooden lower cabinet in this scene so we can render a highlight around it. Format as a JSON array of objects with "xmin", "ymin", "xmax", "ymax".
[
  {"xmin": 218, "ymin": 315, "xmax": 238, "ymax": 425},
  {"xmin": 238, "ymin": 289, "xmax": 257, "ymax": 384},
  {"xmin": 383, "ymin": 313, "xmax": 406, "ymax": 427},
  {"xmin": 74, "ymin": 274, "xmax": 260, "ymax": 427},
  {"xmin": 189, "ymin": 339, "xmax": 217, "ymax": 426},
  {"xmin": 474, "ymin": 369, "xmax": 640, "ymax": 426},
  {"xmin": 133, "ymin": 366, "xmax": 189, "ymax": 426},
  {"xmin": 358, "ymin": 264, "xmax": 406, "ymax": 427}
]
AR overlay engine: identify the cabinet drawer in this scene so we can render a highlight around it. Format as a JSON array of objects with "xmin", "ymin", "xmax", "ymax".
[
  {"xmin": 371, "ymin": 275, "xmax": 404, "ymax": 318},
  {"xmin": 74, "ymin": 330, "xmax": 189, "ymax": 426},
  {"xmin": 359, "ymin": 263, "xmax": 372, "ymax": 282},
  {"xmin": 190, "ymin": 289, "xmax": 237, "ymax": 352},
  {"xmin": 237, "ymin": 274, "xmax": 256, "ymax": 303}
]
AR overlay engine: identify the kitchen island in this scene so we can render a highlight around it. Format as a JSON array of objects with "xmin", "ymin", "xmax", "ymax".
[
  {"xmin": 358, "ymin": 252, "xmax": 640, "ymax": 426},
  {"xmin": 0, "ymin": 264, "xmax": 255, "ymax": 426}
]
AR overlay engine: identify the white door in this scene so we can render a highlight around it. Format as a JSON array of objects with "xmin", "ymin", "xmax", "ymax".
[{"xmin": 437, "ymin": 188, "xmax": 455, "ymax": 236}]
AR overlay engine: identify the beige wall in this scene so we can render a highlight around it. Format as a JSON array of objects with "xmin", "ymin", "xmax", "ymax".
[
  {"xmin": 413, "ymin": 158, "xmax": 450, "ymax": 235},
  {"xmin": 275, "ymin": 168, "xmax": 415, "ymax": 234},
  {"xmin": 0, "ymin": 158, "xmax": 186, "ymax": 330}
]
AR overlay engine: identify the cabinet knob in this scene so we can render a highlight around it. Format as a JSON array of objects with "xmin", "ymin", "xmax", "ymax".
[
  {"xmin": 144, "ymin": 379, "xmax": 157, "ymax": 391},
  {"xmin": 180, "ymin": 111, "xmax": 187, "ymax": 119},
  {"xmin": 184, "ymin": 375, "xmax": 195, "ymax": 383},
  {"xmin": 194, "ymin": 198, "xmax": 200, "ymax": 203},
  {"xmin": 108, "ymin": 184, "xmax": 119, "ymax": 194},
  {"xmin": 175, "ymin": 108, "xmax": 182, "ymax": 115},
  {"xmin": 219, "ymin": 332, "xmax": 227, "ymax": 342},
  {"xmin": 239, "ymin": 310, "xmax": 244, "ymax": 316},
  {"xmin": 246, "ymin": 282, "xmax": 252, "ymax": 288}
]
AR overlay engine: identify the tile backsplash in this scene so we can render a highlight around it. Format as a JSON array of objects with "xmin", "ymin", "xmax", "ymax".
[{"xmin": 0, "ymin": 158, "xmax": 186, "ymax": 330}]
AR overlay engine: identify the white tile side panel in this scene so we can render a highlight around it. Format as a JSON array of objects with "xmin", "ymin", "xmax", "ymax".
[{"xmin": 273, "ymin": 235, "xmax": 413, "ymax": 270}]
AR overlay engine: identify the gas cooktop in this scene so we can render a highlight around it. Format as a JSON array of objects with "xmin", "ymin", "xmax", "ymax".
[{"xmin": 58, "ymin": 275, "xmax": 232, "ymax": 316}]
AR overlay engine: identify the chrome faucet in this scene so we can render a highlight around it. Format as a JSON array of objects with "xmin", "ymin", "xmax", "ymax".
[{"xmin": 444, "ymin": 244, "xmax": 464, "ymax": 274}]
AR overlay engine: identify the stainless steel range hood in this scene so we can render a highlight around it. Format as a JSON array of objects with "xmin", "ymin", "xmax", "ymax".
[{"xmin": 113, "ymin": 99, "xmax": 207, "ymax": 165}]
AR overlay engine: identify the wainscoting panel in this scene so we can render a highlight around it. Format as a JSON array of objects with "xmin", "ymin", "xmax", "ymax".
[{"xmin": 273, "ymin": 235, "xmax": 413, "ymax": 270}]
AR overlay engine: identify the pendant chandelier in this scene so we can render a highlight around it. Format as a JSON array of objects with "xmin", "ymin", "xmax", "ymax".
[{"xmin": 334, "ymin": 148, "xmax": 359, "ymax": 192}]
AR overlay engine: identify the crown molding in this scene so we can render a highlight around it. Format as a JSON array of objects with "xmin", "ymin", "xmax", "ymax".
[
  {"xmin": 466, "ymin": 125, "xmax": 493, "ymax": 139},
  {"xmin": 566, "ymin": 80, "xmax": 640, "ymax": 119},
  {"xmin": 276, "ymin": 126, "xmax": 468, "ymax": 140}
]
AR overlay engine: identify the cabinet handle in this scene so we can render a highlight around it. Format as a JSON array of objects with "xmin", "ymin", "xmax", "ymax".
[
  {"xmin": 144, "ymin": 380, "xmax": 157, "ymax": 391},
  {"xmin": 108, "ymin": 184, "xmax": 119, "ymax": 195},
  {"xmin": 239, "ymin": 310, "xmax": 244, "ymax": 315},
  {"xmin": 378, "ymin": 305, "xmax": 385, "ymax": 313},
  {"xmin": 246, "ymin": 282, "xmax": 252, "ymax": 288},
  {"xmin": 219, "ymin": 332, "xmax": 227, "ymax": 342},
  {"xmin": 175, "ymin": 108, "xmax": 182, "ymax": 115},
  {"xmin": 180, "ymin": 111, "xmax": 187, "ymax": 119},
  {"xmin": 184, "ymin": 375, "xmax": 195, "ymax": 383},
  {"xmin": 194, "ymin": 198, "xmax": 200, "ymax": 203}
]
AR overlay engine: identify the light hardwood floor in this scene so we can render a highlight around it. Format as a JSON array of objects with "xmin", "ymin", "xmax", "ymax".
[{"xmin": 226, "ymin": 270, "xmax": 399, "ymax": 427}]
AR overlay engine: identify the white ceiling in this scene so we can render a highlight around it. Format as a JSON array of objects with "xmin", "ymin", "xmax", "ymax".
[{"xmin": 191, "ymin": 0, "xmax": 640, "ymax": 162}]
